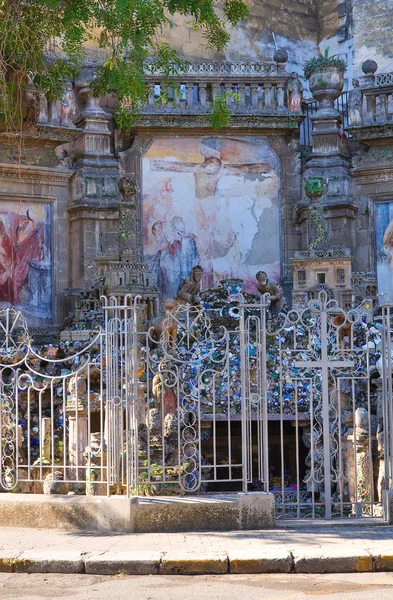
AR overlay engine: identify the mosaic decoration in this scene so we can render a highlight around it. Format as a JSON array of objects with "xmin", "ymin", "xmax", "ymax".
[
  {"xmin": 304, "ymin": 177, "xmax": 324, "ymax": 200},
  {"xmin": 304, "ymin": 179, "xmax": 326, "ymax": 250},
  {"xmin": 308, "ymin": 206, "xmax": 327, "ymax": 250}
]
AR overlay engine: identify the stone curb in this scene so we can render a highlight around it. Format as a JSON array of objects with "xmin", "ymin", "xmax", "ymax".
[
  {"xmin": 1, "ymin": 551, "xmax": 393, "ymax": 575},
  {"xmin": 160, "ymin": 552, "xmax": 228, "ymax": 575}
]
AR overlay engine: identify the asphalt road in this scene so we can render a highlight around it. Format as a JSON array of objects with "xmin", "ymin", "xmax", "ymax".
[{"xmin": 1, "ymin": 573, "xmax": 393, "ymax": 600}]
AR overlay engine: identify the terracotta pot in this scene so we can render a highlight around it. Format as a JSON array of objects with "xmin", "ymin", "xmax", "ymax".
[{"xmin": 309, "ymin": 68, "xmax": 345, "ymax": 109}]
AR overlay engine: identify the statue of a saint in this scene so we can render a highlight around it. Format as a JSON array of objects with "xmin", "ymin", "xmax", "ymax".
[
  {"xmin": 256, "ymin": 271, "xmax": 284, "ymax": 313},
  {"xmin": 287, "ymin": 72, "xmax": 303, "ymax": 112},
  {"xmin": 60, "ymin": 82, "xmax": 76, "ymax": 127},
  {"xmin": 177, "ymin": 265, "xmax": 204, "ymax": 304},
  {"xmin": 348, "ymin": 78, "xmax": 363, "ymax": 126}
]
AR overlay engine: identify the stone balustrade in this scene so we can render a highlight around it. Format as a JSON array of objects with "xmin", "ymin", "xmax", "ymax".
[
  {"xmin": 348, "ymin": 60, "xmax": 393, "ymax": 135},
  {"xmin": 362, "ymin": 83, "xmax": 393, "ymax": 126},
  {"xmin": 141, "ymin": 60, "xmax": 295, "ymax": 115}
]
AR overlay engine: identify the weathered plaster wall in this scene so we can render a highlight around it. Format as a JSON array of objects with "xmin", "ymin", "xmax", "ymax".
[
  {"xmin": 159, "ymin": 0, "xmax": 319, "ymax": 77},
  {"xmin": 351, "ymin": 0, "xmax": 393, "ymax": 73},
  {"xmin": 82, "ymin": 1, "xmax": 320, "ymax": 81},
  {"xmin": 317, "ymin": 0, "xmax": 339, "ymax": 41}
]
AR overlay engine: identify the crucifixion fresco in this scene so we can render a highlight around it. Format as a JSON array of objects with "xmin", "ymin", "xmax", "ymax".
[{"xmin": 142, "ymin": 136, "xmax": 281, "ymax": 300}]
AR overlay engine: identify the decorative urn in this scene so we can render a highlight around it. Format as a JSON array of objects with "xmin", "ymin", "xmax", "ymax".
[
  {"xmin": 304, "ymin": 49, "xmax": 346, "ymax": 116},
  {"xmin": 308, "ymin": 69, "xmax": 344, "ymax": 112}
]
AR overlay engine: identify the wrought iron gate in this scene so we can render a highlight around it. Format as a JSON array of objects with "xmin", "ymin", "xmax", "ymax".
[
  {"xmin": 240, "ymin": 292, "xmax": 382, "ymax": 519},
  {"xmin": 0, "ymin": 292, "xmax": 392, "ymax": 521}
]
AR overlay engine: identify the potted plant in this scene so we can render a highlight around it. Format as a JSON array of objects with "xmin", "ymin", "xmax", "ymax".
[{"xmin": 304, "ymin": 47, "xmax": 346, "ymax": 113}]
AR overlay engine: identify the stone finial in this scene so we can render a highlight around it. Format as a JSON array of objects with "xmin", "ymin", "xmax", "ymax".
[
  {"xmin": 273, "ymin": 48, "xmax": 288, "ymax": 65},
  {"xmin": 362, "ymin": 59, "xmax": 378, "ymax": 75}
]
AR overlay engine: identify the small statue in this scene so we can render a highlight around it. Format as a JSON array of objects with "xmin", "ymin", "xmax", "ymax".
[
  {"xmin": 60, "ymin": 82, "xmax": 76, "ymax": 127},
  {"xmin": 152, "ymin": 371, "xmax": 177, "ymax": 417},
  {"xmin": 177, "ymin": 265, "xmax": 204, "ymax": 304},
  {"xmin": 119, "ymin": 177, "xmax": 137, "ymax": 200},
  {"xmin": 149, "ymin": 299, "xmax": 178, "ymax": 349},
  {"xmin": 256, "ymin": 271, "xmax": 284, "ymax": 313},
  {"xmin": 287, "ymin": 72, "xmax": 303, "ymax": 112},
  {"xmin": 24, "ymin": 85, "xmax": 39, "ymax": 124},
  {"xmin": 67, "ymin": 375, "xmax": 87, "ymax": 399},
  {"xmin": 37, "ymin": 93, "xmax": 48, "ymax": 124},
  {"xmin": 348, "ymin": 79, "xmax": 363, "ymax": 126}
]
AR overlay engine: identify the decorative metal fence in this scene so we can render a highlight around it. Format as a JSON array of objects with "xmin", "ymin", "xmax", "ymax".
[{"xmin": 0, "ymin": 292, "xmax": 392, "ymax": 521}]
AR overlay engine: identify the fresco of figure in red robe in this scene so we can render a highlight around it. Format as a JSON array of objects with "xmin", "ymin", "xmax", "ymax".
[
  {"xmin": 0, "ymin": 219, "xmax": 15, "ymax": 302},
  {"xmin": 10, "ymin": 211, "xmax": 44, "ymax": 303},
  {"xmin": 0, "ymin": 207, "xmax": 45, "ymax": 306}
]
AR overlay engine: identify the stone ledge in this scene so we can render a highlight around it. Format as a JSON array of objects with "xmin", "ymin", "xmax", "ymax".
[{"xmin": 0, "ymin": 492, "xmax": 275, "ymax": 532}]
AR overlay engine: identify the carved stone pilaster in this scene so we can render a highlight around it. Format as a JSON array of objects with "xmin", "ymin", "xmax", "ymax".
[
  {"xmin": 292, "ymin": 71, "xmax": 358, "ymax": 307},
  {"xmin": 298, "ymin": 101, "xmax": 357, "ymax": 254},
  {"xmin": 91, "ymin": 135, "xmax": 159, "ymax": 315},
  {"xmin": 67, "ymin": 82, "xmax": 120, "ymax": 293}
]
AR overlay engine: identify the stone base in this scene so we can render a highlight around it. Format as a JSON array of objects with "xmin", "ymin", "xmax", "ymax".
[{"xmin": 0, "ymin": 492, "xmax": 275, "ymax": 532}]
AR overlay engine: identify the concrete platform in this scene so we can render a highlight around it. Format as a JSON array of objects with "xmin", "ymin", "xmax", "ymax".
[{"xmin": 0, "ymin": 492, "xmax": 275, "ymax": 532}]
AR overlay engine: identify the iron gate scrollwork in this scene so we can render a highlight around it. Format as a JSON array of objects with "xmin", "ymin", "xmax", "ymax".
[
  {"xmin": 1, "ymin": 293, "xmax": 393, "ymax": 522},
  {"xmin": 241, "ymin": 291, "xmax": 382, "ymax": 519}
]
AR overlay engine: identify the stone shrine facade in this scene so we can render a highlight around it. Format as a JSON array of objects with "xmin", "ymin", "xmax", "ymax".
[{"xmin": 0, "ymin": 0, "xmax": 391, "ymax": 331}]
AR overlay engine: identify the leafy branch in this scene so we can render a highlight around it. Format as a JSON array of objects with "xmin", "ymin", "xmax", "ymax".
[{"xmin": 0, "ymin": 0, "xmax": 249, "ymax": 133}]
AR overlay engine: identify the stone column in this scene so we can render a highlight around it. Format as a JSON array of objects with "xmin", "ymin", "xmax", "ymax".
[
  {"xmin": 343, "ymin": 431, "xmax": 372, "ymax": 516},
  {"xmin": 40, "ymin": 417, "xmax": 51, "ymax": 461},
  {"xmin": 296, "ymin": 70, "xmax": 357, "ymax": 255},
  {"xmin": 67, "ymin": 403, "xmax": 89, "ymax": 482},
  {"xmin": 67, "ymin": 72, "xmax": 120, "ymax": 294}
]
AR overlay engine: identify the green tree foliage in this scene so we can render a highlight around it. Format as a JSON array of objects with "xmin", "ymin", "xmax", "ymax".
[{"xmin": 0, "ymin": 0, "xmax": 248, "ymax": 130}]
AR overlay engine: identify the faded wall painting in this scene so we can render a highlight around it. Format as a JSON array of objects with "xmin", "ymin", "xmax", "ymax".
[
  {"xmin": 375, "ymin": 201, "xmax": 393, "ymax": 303},
  {"xmin": 142, "ymin": 136, "xmax": 280, "ymax": 300},
  {"xmin": 0, "ymin": 201, "xmax": 51, "ymax": 319}
]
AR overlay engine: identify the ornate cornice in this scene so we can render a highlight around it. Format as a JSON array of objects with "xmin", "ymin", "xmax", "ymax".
[
  {"xmin": 0, "ymin": 163, "xmax": 73, "ymax": 186},
  {"xmin": 347, "ymin": 122, "xmax": 393, "ymax": 143},
  {"xmin": 0, "ymin": 125, "xmax": 81, "ymax": 143},
  {"xmin": 351, "ymin": 165, "xmax": 393, "ymax": 183},
  {"xmin": 133, "ymin": 113, "xmax": 304, "ymax": 132}
]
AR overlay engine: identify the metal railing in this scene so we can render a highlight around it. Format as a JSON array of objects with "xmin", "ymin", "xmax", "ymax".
[
  {"xmin": 0, "ymin": 293, "xmax": 391, "ymax": 521},
  {"xmin": 300, "ymin": 92, "xmax": 350, "ymax": 147}
]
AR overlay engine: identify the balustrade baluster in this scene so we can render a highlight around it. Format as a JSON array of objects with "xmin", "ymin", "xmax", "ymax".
[
  {"xmin": 225, "ymin": 83, "xmax": 232, "ymax": 106},
  {"xmin": 211, "ymin": 83, "xmax": 219, "ymax": 102},
  {"xmin": 237, "ymin": 83, "xmax": 246, "ymax": 108},
  {"xmin": 378, "ymin": 93, "xmax": 388, "ymax": 122},
  {"xmin": 250, "ymin": 83, "xmax": 259, "ymax": 109},
  {"xmin": 186, "ymin": 82, "xmax": 194, "ymax": 107},
  {"xmin": 199, "ymin": 82, "xmax": 207, "ymax": 107},
  {"xmin": 148, "ymin": 83, "xmax": 155, "ymax": 106},
  {"xmin": 173, "ymin": 84, "xmax": 181, "ymax": 107},
  {"xmin": 263, "ymin": 83, "xmax": 273, "ymax": 110},
  {"xmin": 276, "ymin": 82, "xmax": 285, "ymax": 112},
  {"xmin": 365, "ymin": 93, "xmax": 377, "ymax": 124}
]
